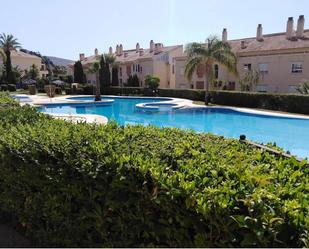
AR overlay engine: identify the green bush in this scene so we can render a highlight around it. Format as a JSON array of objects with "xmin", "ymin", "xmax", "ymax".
[
  {"xmin": 81, "ymin": 84, "xmax": 95, "ymax": 95},
  {"xmin": 0, "ymin": 84, "xmax": 8, "ymax": 91},
  {"xmin": 159, "ymin": 88, "xmax": 205, "ymax": 101},
  {"xmin": 0, "ymin": 92, "xmax": 308, "ymax": 247},
  {"xmin": 64, "ymin": 88, "xmax": 72, "ymax": 95},
  {"xmin": 55, "ymin": 87, "xmax": 62, "ymax": 95},
  {"xmin": 102, "ymin": 86, "xmax": 144, "ymax": 96},
  {"xmin": 210, "ymin": 91, "xmax": 309, "ymax": 115},
  {"xmin": 7, "ymin": 84, "xmax": 16, "ymax": 92}
]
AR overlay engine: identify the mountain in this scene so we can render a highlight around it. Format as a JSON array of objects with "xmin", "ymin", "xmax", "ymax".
[{"xmin": 46, "ymin": 56, "xmax": 74, "ymax": 67}]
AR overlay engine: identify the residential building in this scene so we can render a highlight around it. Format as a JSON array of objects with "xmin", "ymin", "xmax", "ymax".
[
  {"xmin": 0, "ymin": 50, "xmax": 48, "ymax": 78},
  {"xmin": 69, "ymin": 41, "xmax": 183, "ymax": 88},
  {"xmin": 174, "ymin": 15, "xmax": 309, "ymax": 93}
]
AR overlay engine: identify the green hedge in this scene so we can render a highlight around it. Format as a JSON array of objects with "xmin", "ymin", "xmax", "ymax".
[
  {"xmin": 1, "ymin": 92, "xmax": 308, "ymax": 247},
  {"xmin": 210, "ymin": 91, "xmax": 309, "ymax": 114}
]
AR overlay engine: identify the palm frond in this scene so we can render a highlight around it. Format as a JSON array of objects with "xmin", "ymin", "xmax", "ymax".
[
  {"xmin": 184, "ymin": 56, "xmax": 203, "ymax": 81},
  {"xmin": 0, "ymin": 33, "xmax": 21, "ymax": 51}
]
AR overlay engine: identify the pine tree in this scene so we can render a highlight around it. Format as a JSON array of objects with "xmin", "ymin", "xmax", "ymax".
[
  {"xmin": 111, "ymin": 67, "xmax": 119, "ymax": 86},
  {"xmin": 132, "ymin": 74, "xmax": 139, "ymax": 87},
  {"xmin": 73, "ymin": 61, "xmax": 86, "ymax": 83},
  {"xmin": 99, "ymin": 55, "xmax": 111, "ymax": 87}
]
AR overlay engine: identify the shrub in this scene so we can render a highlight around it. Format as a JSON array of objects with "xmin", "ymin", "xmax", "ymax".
[
  {"xmin": 158, "ymin": 88, "xmax": 204, "ymax": 101},
  {"xmin": 209, "ymin": 91, "xmax": 309, "ymax": 115},
  {"xmin": 65, "ymin": 88, "xmax": 72, "ymax": 95},
  {"xmin": 81, "ymin": 84, "xmax": 95, "ymax": 95},
  {"xmin": 76, "ymin": 87, "xmax": 84, "ymax": 95},
  {"xmin": 0, "ymin": 92, "xmax": 308, "ymax": 247},
  {"xmin": 0, "ymin": 84, "xmax": 8, "ymax": 91},
  {"xmin": 7, "ymin": 84, "xmax": 16, "ymax": 92},
  {"xmin": 145, "ymin": 74, "xmax": 160, "ymax": 91},
  {"xmin": 55, "ymin": 87, "xmax": 62, "ymax": 95}
]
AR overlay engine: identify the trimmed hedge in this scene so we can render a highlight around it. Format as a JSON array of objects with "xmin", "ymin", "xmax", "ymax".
[
  {"xmin": 210, "ymin": 91, "xmax": 309, "ymax": 115},
  {"xmin": 0, "ymin": 93, "xmax": 308, "ymax": 247},
  {"xmin": 158, "ymin": 89, "xmax": 309, "ymax": 115}
]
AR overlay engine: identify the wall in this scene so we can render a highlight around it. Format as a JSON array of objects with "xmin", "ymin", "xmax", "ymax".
[{"xmin": 237, "ymin": 52, "xmax": 309, "ymax": 93}]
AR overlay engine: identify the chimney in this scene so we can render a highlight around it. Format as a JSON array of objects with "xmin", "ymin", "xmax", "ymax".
[
  {"xmin": 222, "ymin": 28, "xmax": 227, "ymax": 43},
  {"xmin": 119, "ymin": 44, "xmax": 123, "ymax": 55},
  {"xmin": 94, "ymin": 48, "xmax": 98, "ymax": 56},
  {"xmin": 109, "ymin": 46, "xmax": 113, "ymax": 54},
  {"xmin": 256, "ymin": 24, "xmax": 264, "ymax": 41},
  {"xmin": 297, "ymin": 15, "xmax": 305, "ymax": 38},
  {"xmin": 116, "ymin": 45, "xmax": 119, "ymax": 55},
  {"xmin": 139, "ymin": 49, "xmax": 144, "ymax": 56},
  {"xmin": 150, "ymin": 40, "xmax": 154, "ymax": 53},
  {"xmin": 79, "ymin": 53, "xmax": 85, "ymax": 61},
  {"xmin": 154, "ymin": 43, "xmax": 163, "ymax": 54},
  {"xmin": 241, "ymin": 41, "xmax": 247, "ymax": 49},
  {"xmin": 286, "ymin": 17, "xmax": 294, "ymax": 39},
  {"xmin": 136, "ymin": 43, "xmax": 140, "ymax": 52}
]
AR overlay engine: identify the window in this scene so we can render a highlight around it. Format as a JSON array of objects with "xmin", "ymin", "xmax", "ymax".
[
  {"xmin": 172, "ymin": 65, "xmax": 175, "ymax": 74},
  {"xmin": 140, "ymin": 66, "xmax": 142, "ymax": 73},
  {"xmin": 259, "ymin": 63, "xmax": 268, "ymax": 74},
  {"xmin": 119, "ymin": 67, "xmax": 122, "ymax": 77},
  {"xmin": 292, "ymin": 62, "xmax": 303, "ymax": 73},
  {"xmin": 214, "ymin": 64, "xmax": 219, "ymax": 79},
  {"xmin": 244, "ymin": 63, "xmax": 252, "ymax": 71}
]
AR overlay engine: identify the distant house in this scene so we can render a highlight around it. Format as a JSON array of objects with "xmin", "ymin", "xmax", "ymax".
[
  {"xmin": 68, "ymin": 42, "xmax": 183, "ymax": 88},
  {"xmin": 0, "ymin": 49, "xmax": 49, "ymax": 78}
]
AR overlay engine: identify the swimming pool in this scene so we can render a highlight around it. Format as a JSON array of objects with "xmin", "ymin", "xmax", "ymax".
[{"xmin": 38, "ymin": 96, "xmax": 309, "ymax": 159}]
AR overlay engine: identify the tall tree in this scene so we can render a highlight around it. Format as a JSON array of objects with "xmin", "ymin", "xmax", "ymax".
[
  {"xmin": 185, "ymin": 36, "xmax": 238, "ymax": 105},
  {"xmin": 99, "ymin": 53, "xmax": 117, "ymax": 87},
  {"xmin": 28, "ymin": 64, "xmax": 39, "ymax": 80},
  {"xmin": 87, "ymin": 62, "xmax": 101, "ymax": 101},
  {"xmin": 111, "ymin": 67, "xmax": 119, "ymax": 86},
  {"xmin": 73, "ymin": 61, "xmax": 85, "ymax": 83},
  {"xmin": 239, "ymin": 69, "xmax": 260, "ymax": 91},
  {"xmin": 0, "ymin": 48, "xmax": 6, "ymax": 63},
  {"xmin": 0, "ymin": 33, "xmax": 21, "ymax": 84}
]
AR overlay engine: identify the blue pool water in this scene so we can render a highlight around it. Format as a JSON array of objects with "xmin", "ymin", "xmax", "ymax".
[{"xmin": 38, "ymin": 96, "xmax": 309, "ymax": 159}]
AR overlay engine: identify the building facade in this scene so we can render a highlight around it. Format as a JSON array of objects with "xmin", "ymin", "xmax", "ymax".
[
  {"xmin": 69, "ymin": 41, "xmax": 183, "ymax": 89},
  {"xmin": 71, "ymin": 15, "xmax": 309, "ymax": 93},
  {"xmin": 174, "ymin": 15, "xmax": 309, "ymax": 93},
  {"xmin": 0, "ymin": 50, "xmax": 49, "ymax": 78}
]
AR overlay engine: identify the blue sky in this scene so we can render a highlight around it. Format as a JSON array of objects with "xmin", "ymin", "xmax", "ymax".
[{"xmin": 1, "ymin": 0, "xmax": 308, "ymax": 60}]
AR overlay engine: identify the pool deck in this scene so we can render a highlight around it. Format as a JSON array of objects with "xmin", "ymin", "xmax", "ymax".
[{"xmin": 14, "ymin": 94, "xmax": 309, "ymax": 123}]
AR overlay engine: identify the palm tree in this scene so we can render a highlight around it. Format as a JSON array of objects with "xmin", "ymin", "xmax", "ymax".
[
  {"xmin": 0, "ymin": 48, "xmax": 6, "ymax": 62},
  {"xmin": 0, "ymin": 33, "xmax": 21, "ymax": 84},
  {"xmin": 87, "ymin": 62, "xmax": 101, "ymax": 101},
  {"xmin": 185, "ymin": 36, "xmax": 238, "ymax": 105}
]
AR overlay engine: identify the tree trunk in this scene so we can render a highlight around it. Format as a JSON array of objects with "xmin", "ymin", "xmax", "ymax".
[
  {"xmin": 5, "ymin": 50, "xmax": 15, "ymax": 84},
  {"xmin": 204, "ymin": 74, "xmax": 210, "ymax": 105},
  {"xmin": 95, "ymin": 72, "xmax": 101, "ymax": 101}
]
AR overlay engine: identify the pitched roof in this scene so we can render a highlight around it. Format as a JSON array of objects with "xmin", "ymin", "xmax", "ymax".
[
  {"xmin": 230, "ymin": 29, "xmax": 309, "ymax": 54},
  {"xmin": 10, "ymin": 50, "xmax": 41, "ymax": 59},
  {"xmin": 176, "ymin": 29, "xmax": 309, "ymax": 59},
  {"xmin": 76, "ymin": 45, "xmax": 182, "ymax": 66},
  {"xmin": 116, "ymin": 45, "xmax": 182, "ymax": 63}
]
